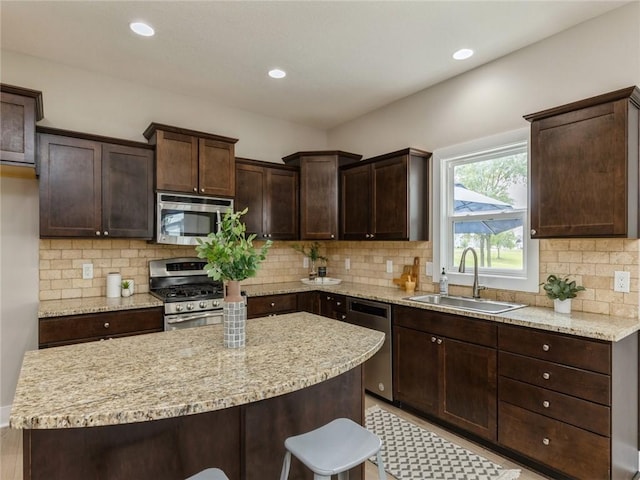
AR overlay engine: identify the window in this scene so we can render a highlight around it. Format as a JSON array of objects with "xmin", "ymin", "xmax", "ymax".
[{"xmin": 432, "ymin": 128, "xmax": 539, "ymax": 293}]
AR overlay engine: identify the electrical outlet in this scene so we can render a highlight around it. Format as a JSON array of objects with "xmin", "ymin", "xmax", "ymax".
[
  {"xmin": 614, "ymin": 270, "xmax": 630, "ymax": 293},
  {"xmin": 386, "ymin": 260, "xmax": 393, "ymax": 273},
  {"xmin": 303, "ymin": 257, "xmax": 309, "ymax": 269},
  {"xmin": 345, "ymin": 258, "xmax": 350, "ymax": 270},
  {"xmin": 82, "ymin": 263, "xmax": 93, "ymax": 280}
]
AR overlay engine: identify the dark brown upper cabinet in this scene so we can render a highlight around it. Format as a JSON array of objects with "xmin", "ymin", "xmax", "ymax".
[
  {"xmin": 525, "ymin": 86, "xmax": 640, "ymax": 238},
  {"xmin": 235, "ymin": 158, "xmax": 299, "ymax": 240},
  {"xmin": 340, "ymin": 148, "xmax": 430, "ymax": 241},
  {"xmin": 38, "ymin": 127, "xmax": 154, "ymax": 238},
  {"xmin": 283, "ymin": 151, "xmax": 361, "ymax": 240},
  {"xmin": 144, "ymin": 123, "xmax": 238, "ymax": 197},
  {"xmin": 1, "ymin": 84, "xmax": 44, "ymax": 169}
]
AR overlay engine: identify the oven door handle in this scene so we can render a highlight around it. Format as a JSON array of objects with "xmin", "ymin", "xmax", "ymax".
[{"xmin": 166, "ymin": 312, "xmax": 223, "ymax": 325}]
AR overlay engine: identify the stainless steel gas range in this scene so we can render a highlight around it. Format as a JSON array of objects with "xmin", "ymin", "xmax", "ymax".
[{"xmin": 149, "ymin": 257, "xmax": 224, "ymax": 331}]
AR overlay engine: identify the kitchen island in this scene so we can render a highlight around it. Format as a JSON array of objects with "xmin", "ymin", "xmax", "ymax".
[{"xmin": 11, "ymin": 313, "xmax": 384, "ymax": 480}]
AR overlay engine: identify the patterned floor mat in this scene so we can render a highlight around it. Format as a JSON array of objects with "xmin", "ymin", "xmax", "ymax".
[{"xmin": 366, "ymin": 406, "xmax": 521, "ymax": 480}]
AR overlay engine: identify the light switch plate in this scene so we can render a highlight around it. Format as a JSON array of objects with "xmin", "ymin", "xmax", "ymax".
[
  {"xmin": 303, "ymin": 257, "xmax": 309, "ymax": 269},
  {"xmin": 345, "ymin": 258, "xmax": 350, "ymax": 270},
  {"xmin": 426, "ymin": 262, "xmax": 433, "ymax": 276},
  {"xmin": 386, "ymin": 260, "xmax": 393, "ymax": 273}
]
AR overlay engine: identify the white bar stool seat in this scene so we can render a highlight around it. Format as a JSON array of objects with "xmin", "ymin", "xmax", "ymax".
[
  {"xmin": 186, "ymin": 467, "xmax": 229, "ymax": 480},
  {"xmin": 279, "ymin": 417, "xmax": 386, "ymax": 480}
]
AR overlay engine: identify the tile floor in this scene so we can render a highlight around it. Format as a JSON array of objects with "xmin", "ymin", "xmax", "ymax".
[{"xmin": 1, "ymin": 396, "xmax": 551, "ymax": 479}]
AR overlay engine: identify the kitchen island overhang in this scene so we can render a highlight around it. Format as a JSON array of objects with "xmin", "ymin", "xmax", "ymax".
[{"xmin": 11, "ymin": 313, "xmax": 384, "ymax": 480}]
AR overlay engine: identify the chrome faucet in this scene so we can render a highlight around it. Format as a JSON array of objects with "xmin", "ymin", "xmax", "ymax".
[{"xmin": 458, "ymin": 247, "xmax": 486, "ymax": 299}]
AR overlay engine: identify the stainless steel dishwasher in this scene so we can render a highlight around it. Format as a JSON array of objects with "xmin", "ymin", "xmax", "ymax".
[{"xmin": 345, "ymin": 298, "xmax": 393, "ymax": 402}]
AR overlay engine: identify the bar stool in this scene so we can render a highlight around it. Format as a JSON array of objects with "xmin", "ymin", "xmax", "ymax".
[
  {"xmin": 279, "ymin": 417, "xmax": 386, "ymax": 480},
  {"xmin": 186, "ymin": 468, "xmax": 229, "ymax": 480}
]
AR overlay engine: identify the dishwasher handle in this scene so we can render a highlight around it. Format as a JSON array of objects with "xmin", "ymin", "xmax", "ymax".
[{"xmin": 347, "ymin": 298, "xmax": 390, "ymax": 319}]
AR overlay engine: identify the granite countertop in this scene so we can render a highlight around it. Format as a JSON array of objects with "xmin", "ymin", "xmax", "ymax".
[
  {"xmin": 11, "ymin": 313, "xmax": 384, "ymax": 429},
  {"xmin": 242, "ymin": 281, "xmax": 640, "ymax": 342},
  {"xmin": 38, "ymin": 293, "xmax": 163, "ymax": 318},
  {"xmin": 38, "ymin": 282, "xmax": 640, "ymax": 342}
]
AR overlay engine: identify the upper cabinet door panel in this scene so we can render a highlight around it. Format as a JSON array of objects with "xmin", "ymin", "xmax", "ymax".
[
  {"xmin": 102, "ymin": 144, "xmax": 154, "ymax": 238},
  {"xmin": 39, "ymin": 135, "xmax": 102, "ymax": 236},
  {"xmin": 199, "ymin": 138, "xmax": 235, "ymax": 197},
  {"xmin": 235, "ymin": 163, "xmax": 266, "ymax": 236},
  {"xmin": 341, "ymin": 163, "xmax": 371, "ymax": 240},
  {"xmin": 267, "ymin": 167, "xmax": 298, "ymax": 240},
  {"xmin": 1, "ymin": 85, "xmax": 43, "ymax": 167},
  {"xmin": 155, "ymin": 130, "xmax": 198, "ymax": 193},
  {"xmin": 372, "ymin": 156, "xmax": 408, "ymax": 239},
  {"xmin": 301, "ymin": 156, "xmax": 338, "ymax": 239},
  {"xmin": 527, "ymin": 86, "xmax": 640, "ymax": 238}
]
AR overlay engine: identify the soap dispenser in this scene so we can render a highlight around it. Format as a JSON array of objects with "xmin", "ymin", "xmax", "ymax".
[{"xmin": 439, "ymin": 268, "xmax": 449, "ymax": 295}]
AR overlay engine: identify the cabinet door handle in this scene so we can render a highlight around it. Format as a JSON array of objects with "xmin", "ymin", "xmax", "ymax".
[
  {"xmin": 330, "ymin": 234, "xmax": 335, "ymax": 239},
  {"xmin": 542, "ymin": 438, "xmax": 550, "ymax": 446},
  {"xmin": 542, "ymin": 372, "xmax": 550, "ymax": 380},
  {"xmin": 336, "ymin": 301, "xmax": 341, "ymax": 306},
  {"xmin": 341, "ymin": 314, "xmax": 347, "ymax": 320},
  {"xmin": 104, "ymin": 231, "xmax": 109, "ymax": 236},
  {"xmin": 104, "ymin": 322, "xmax": 110, "ymax": 329},
  {"xmin": 431, "ymin": 336, "xmax": 437, "ymax": 343},
  {"xmin": 370, "ymin": 233, "xmax": 375, "ymax": 239},
  {"xmin": 531, "ymin": 229, "xmax": 537, "ymax": 236},
  {"xmin": 193, "ymin": 187, "xmax": 197, "ymax": 192},
  {"xmin": 437, "ymin": 338, "xmax": 442, "ymax": 345},
  {"xmin": 201, "ymin": 188, "xmax": 205, "ymax": 193},
  {"xmin": 542, "ymin": 344, "xmax": 550, "ymax": 352},
  {"xmin": 96, "ymin": 231, "xmax": 101, "ymax": 236},
  {"xmin": 542, "ymin": 400, "xmax": 550, "ymax": 408}
]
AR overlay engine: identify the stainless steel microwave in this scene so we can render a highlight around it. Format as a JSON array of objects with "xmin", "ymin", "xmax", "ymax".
[{"xmin": 156, "ymin": 192, "xmax": 233, "ymax": 245}]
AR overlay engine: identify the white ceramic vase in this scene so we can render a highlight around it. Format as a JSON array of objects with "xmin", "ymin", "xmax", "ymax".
[{"xmin": 554, "ymin": 298, "xmax": 571, "ymax": 314}]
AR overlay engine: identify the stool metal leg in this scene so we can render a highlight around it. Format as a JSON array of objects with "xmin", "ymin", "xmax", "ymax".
[
  {"xmin": 280, "ymin": 451, "xmax": 292, "ymax": 480},
  {"xmin": 376, "ymin": 450, "xmax": 386, "ymax": 479}
]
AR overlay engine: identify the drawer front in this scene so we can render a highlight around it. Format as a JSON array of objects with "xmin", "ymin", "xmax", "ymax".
[
  {"xmin": 499, "ymin": 324, "xmax": 610, "ymax": 374},
  {"xmin": 499, "ymin": 402, "xmax": 610, "ymax": 480},
  {"xmin": 247, "ymin": 293, "xmax": 297, "ymax": 318},
  {"xmin": 499, "ymin": 377, "xmax": 610, "ymax": 436},
  {"xmin": 499, "ymin": 351, "xmax": 610, "ymax": 405},
  {"xmin": 393, "ymin": 305, "xmax": 496, "ymax": 348},
  {"xmin": 39, "ymin": 308, "xmax": 163, "ymax": 346}
]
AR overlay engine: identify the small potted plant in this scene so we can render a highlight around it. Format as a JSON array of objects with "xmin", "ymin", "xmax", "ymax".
[
  {"xmin": 121, "ymin": 280, "xmax": 132, "ymax": 298},
  {"xmin": 196, "ymin": 208, "xmax": 272, "ymax": 347},
  {"xmin": 541, "ymin": 274, "xmax": 585, "ymax": 314},
  {"xmin": 291, "ymin": 242, "xmax": 328, "ymax": 279}
]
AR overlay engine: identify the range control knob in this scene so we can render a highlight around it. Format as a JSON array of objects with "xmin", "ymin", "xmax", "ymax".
[
  {"xmin": 213, "ymin": 300, "xmax": 220, "ymax": 307},
  {"xmin": 199, "ymin": 301, "xmax": 207, "ymax": 308},
  {"xmin": 186, "ymin": 303, "xmax": 194, "ymax": 311},
  {"xmin": 175, "ymin": 305, "xmax": 184, "ymax": 312}
]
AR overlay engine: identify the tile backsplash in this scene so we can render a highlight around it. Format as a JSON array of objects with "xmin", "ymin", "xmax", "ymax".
[{"xmin": 39, "ymin": 238, "xmax": 638, "ymax": 319}]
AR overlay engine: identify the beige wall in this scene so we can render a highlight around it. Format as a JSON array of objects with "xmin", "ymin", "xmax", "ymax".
[{"xmin": 328, "ymin": 2, "xmax": 640, "ymax": 158}]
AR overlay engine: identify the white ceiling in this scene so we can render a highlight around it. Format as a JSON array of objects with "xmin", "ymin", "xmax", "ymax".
[{"xmin": 0, "ymin": 1, "xmax": 628, "ymax": 130}]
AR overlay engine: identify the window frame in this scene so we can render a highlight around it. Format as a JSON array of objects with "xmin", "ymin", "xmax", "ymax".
[{"xmin": 432, "ymin": 127, "xmax": 539, "ymax": 293}]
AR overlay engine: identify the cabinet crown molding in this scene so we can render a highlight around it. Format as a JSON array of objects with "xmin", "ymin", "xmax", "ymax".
[
  {"xmin": 143, "ymin": 122, "xmax": 238, "ymax": 144},
  {"xmin": 0, "ymin": 83, "xmax": 44, "ymax": 120}
]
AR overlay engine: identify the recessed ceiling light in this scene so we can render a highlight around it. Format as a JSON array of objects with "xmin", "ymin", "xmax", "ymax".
[
  {"xmin": 130, "ymin": 22, "xmax": 155, "ymax": 37},
  {"xmin": 453, "ymin": 48, "xmax": 474, "ymax": 60},
  {"xmin": 268, "ymin": 69, "xmax": 286, "ymax": 79}
]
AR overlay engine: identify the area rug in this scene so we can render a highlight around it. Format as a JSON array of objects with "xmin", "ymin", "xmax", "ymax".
[{"xmin": 365, "ymin": 405, "xmax": 521, "ymax": 480}]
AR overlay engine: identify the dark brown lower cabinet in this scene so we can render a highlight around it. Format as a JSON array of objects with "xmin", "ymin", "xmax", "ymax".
[
  {"xmin": 393, "ymin": 306, "xmax": 497, "ymax": 441},
  {"xmin": 23, "ymin": 366, "xmax": 363, "ymax": 480},
  {"xmin": 39, "ymin": 307, "xmax": 163, "ymax": 348},
  {"xmin": 246, "ymin": 293, "xmax": 297, "ymax": 319}
]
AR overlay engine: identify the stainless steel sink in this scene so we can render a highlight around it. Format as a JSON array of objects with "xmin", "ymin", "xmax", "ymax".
[{"xmin": 406, "ymin": 294, "xmax": 526, "ymax": 314}]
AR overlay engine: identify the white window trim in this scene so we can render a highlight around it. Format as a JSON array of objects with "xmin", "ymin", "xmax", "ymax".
[{"xmin": 432, "ymin": 127, "xmax": 539, "ymax": 293}]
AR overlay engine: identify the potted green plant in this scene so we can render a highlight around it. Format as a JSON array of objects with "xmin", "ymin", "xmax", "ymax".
[
  {"xmin": 121, "ymin": 280, "xmax": 132, "ymax": 298},
  {"xmin": 541, "ymin": 274, "xmax": 585, "ymax": 313},
  {"xmin": 291, "ymin": 242, "xmax": 327, "ymax": 279},
  {"xmin": 196, "ymin": 208, "xmax": 272, "ymax": 347}
]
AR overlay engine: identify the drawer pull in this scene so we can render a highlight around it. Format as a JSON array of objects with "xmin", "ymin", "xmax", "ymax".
[
  {"xmin": 542, "ymin": 400, "xmax": 550, "ymax": 408},
  {"xmin": 336, "ymin": 301, "xmax": 341, "ymax": 306},
  {"xmin": 542, "ymin": 438, "xmax": 550, "ymax": 446},
  {"xmin": 341, "ymin": 314, "xmax": 347, "ymax": 320},
  {"xmin": 431, "ymin": 336, "xmax": 437, "ymax": 343},
  {"xmin": 104, "ymin": 322, "xmax": 110, "ymax": 329},
  {"xmin": 270, "ymin": 302, "xmax": 275, "ymax": 307},
  {"xmin": 542, "ymin": 344, "xmax": 550, "ymax": 351},
  {"xmin": 542, "ymin": 372, "xmax": 550, "ymax": 380}
]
